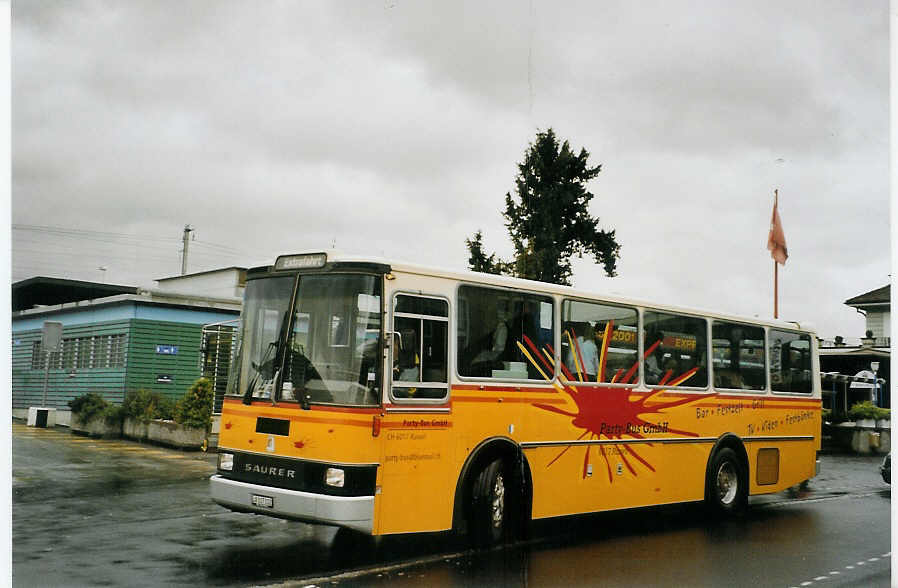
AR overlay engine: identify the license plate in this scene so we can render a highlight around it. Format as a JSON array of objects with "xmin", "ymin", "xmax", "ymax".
[{"xmin": 251, "ymin": 494, "xmax": 273, "ymax": 508}]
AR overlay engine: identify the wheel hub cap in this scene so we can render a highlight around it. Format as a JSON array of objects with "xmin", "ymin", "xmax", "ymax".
[
  {"xmin": 716, "ymin": 462, "xmax": 738, "ymax": 505},
  {"xmin": 491, "ymin": 472, "xmax": 505, "ymax": 528}
]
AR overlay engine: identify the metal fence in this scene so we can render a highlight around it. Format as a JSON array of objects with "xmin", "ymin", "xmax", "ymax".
[
  {"xmin": 821, "ymin": 371, "xmax": 888, "ymax": 413},
  {"xmin": 201, "ymin": 320, "xmax": 239, "ymax": 414},
  {"xmin": 819, "ymin": 336, "xmax": 890, "ymax": 348}
]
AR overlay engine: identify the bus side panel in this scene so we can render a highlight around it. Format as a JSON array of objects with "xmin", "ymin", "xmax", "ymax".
[
  {"xmin": 517, "ymin": 389, "xmax": 711, "ymax": 519},
  {"xmin": 518, "ymin": 393, "xmax": 821, "ymax": 518},
  {"xmin": 746, "ymin": 440, "xmax": 817, "ymax": 495},
  {"xmin": 745, "ymin": 399, "xmax": 821, "ymax": 495},
  {"xmin": 375, "ymin": 414, "xmax": 454, "ymax": 535},
  {"xmin": 526, "ymin": 442, "xmax": 709, "ymax": 519}
]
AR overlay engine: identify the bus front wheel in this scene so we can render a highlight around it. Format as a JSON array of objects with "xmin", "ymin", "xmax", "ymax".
[
  {"xmin": 705, "ymin": 447, "xmax": 747, "ymax": 517},
  {"xmin": 470, "ymin": 458, "xmax": 510, "ymax": 546}
]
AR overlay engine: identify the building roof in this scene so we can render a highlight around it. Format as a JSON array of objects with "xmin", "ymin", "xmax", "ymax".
[
  {"xmin": 845, "ymin": 285, "xmax": 890, "ymax": 307},
  {"xmin": 155, "ymin": 266, "xmax": 246, "ymax": 283},
  {"xmin": 819, "ymin": 347, "xmax": 890, "ymax": 359},
  {"xmin": 11, "ymin": 277, "xmax": 138, "ymax": 312}
]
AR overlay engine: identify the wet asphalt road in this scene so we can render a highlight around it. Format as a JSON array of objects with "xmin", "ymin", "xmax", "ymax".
[{"xmin": 12, "ymin": 422, "xmax": 891, "ymax": 587}]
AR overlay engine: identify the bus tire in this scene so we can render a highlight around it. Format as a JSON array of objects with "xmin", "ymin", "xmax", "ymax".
[
  {"xmin": 469, "ymin": 458, "xmax": 510, "ymax": 546},
  {"xmin": 705, "ymin": 447, "xmax": 747, "ymax": 517}
]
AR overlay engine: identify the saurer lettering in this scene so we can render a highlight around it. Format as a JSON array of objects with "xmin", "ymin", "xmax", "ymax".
[{"xmin": 245, "ymin": 463, "xmax": 296, "ymax": 479}]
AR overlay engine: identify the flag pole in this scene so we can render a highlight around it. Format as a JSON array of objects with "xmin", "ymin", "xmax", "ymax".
[{"xmin": 773, "ymin": 189, "xmax": 778, "ymax": 319}]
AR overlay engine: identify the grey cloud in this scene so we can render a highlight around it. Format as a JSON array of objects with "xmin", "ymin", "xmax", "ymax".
[{"xmin": 11, "ymin": 0, "xmax": 888, "ymax": 339}]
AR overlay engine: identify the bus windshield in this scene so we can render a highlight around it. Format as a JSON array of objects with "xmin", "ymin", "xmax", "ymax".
[{"xmin": 230, "ymin": 273, "xmax": 382, "ymax": 407}]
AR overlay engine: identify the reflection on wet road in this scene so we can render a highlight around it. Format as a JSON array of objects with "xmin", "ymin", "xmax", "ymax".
[{"xmin": 12, "ymin": 423, "xmax": 891, "ymax": 587}]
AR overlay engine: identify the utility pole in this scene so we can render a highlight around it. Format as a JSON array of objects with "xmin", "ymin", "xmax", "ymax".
[{"xmin": 181, "ymin": 224, "xmax": 194, "ymax": 275}]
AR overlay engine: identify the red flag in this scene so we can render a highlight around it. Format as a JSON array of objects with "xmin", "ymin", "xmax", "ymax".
[{"xmin": 767, "ymin": 201, "xmax": 788, "ymax": 265}]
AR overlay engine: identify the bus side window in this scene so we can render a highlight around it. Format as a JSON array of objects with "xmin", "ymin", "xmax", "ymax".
[
  {"xmin": 392, "ymin": 295, "xmax": 449, "ymax": 401},
  {"xmin": 712, "ymin": 321, "xmax": 766, "ymax": 391},
  {"xmin": 643, "ymin": 311, "xmax": 708, "ymax": 388},
  {"xmin": 560, "ymin": 299, "xmax": 638, "ymax": 385},
  {"xmin": 457, "ymin": 285, "xmax": 554, "ymax": 380},
  {"xmin": 769, "ymin": 329, "xmax": 812, "ymax": 394}
]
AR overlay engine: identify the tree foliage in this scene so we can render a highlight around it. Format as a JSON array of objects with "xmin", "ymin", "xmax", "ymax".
[
  {"xmin": 175, "ymin": 377, "xmax": 214, "ymax": 431},
  {"xmin": 467, "ymin": 128, "xmax": 620, "ymax": 285},
  {"xmin": 68, "ymin": 391, "xmax": 123, "ymax": 425},
  {"xmin": 68, "ymin": 392, "xmax": 109, "ymax": 423},
  {"xmin": 465, "ymin": 230, "xmax": 505, "ymax": 275},
  {"xmin": 123, "ymin": 389, "xmax": 175, "ymax": 424}
]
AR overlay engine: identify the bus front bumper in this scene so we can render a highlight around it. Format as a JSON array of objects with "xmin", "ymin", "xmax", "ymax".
[{"xmin": 210, "ymin": 475, "xmax": 374, "ymax": 534}]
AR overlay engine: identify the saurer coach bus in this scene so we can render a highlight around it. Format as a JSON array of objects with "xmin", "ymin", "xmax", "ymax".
[{"xmin": 210, "ymin": 252, "xmax": 821, "ymax": 545}]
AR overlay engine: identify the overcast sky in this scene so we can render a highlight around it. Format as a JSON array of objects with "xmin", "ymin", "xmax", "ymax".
[{"xmin": 11, "ymin": 1, "xmax": 889, "ymax": 339}]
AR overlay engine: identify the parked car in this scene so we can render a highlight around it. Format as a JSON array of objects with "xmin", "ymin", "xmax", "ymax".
[{"xmin": 880, "ymin": 453, "xmax": 890, "ymax": 484}]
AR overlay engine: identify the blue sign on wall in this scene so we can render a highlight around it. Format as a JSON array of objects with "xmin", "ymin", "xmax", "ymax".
[{"xmin": 156, "ymin": 344, "xmax": 179, "ymax": 355}]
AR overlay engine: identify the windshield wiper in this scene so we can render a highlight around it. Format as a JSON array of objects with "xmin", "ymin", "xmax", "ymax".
[
  {"xmin": 243, "ymin": 340, "xmax": 278, "ymax": 405},
  {"xmin": 293, "ymin": 350, "xmax": 313, "ymax": 410}
]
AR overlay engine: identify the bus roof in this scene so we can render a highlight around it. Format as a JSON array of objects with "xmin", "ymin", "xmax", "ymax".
[{"xmin": 259, "ymin": 250, "xmax": 817, "ymax": 335}]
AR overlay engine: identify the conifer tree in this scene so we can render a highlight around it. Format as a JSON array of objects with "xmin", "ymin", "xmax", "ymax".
[{"xmin": 467, "ymin": 128, "xmax": 620, "ymax": 285}]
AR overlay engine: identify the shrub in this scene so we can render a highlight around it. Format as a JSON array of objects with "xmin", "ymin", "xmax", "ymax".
[
  {"xmin": 123, "ymin": 389, "xmax": 176, "ymax": 424},
  {"xmin": 104, "ymin": 404, "xmax": 125, "ymax": 426},
  {"xmin": 848, "ymin": 400, "xmax": 880, "ymax": 421},
  {"xmin": 874, "ymin": 406, "xmax": 891, "ymax": 421},
  {"xmin": 68, "ymin": 392, "xmax": 123, "ymax": 426},
  {"xmin": 175, "ymin": 378, "xmax": 213, "ymax": 431},
  {"xmin": 156, "ymin": 396, "xmax": 176, "ymax": 421},
  {"xmin": 68, "ymin": 392, "xmax": 110, "ymax": 423}
]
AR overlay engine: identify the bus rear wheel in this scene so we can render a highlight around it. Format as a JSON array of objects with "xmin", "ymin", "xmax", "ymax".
[
  {"xmin": 470, "ymin": 458, "xmax": 511, "ymax": 546},
  {"xmin": 705, "ymin": 447, "xmax": 747, "ymax": 517}
]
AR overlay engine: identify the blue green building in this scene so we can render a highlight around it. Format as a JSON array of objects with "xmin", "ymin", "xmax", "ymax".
[{"xmin": 12, "ymin": 273, "xmax": 242, "ymax": 424}]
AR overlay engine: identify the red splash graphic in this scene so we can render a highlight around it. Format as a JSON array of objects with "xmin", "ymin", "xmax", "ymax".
[
  {"xmin": 293, "ymin": 438, "xmax": 311, "ymax": 449},
  {"xmin": 517, "ymin": 323, "xmax": 713, "ymax": 482}
]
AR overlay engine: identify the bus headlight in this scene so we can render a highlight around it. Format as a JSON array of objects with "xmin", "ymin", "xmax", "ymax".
[
  {"xmin": 325, "ymin": 467, "xmax": 345, "ymax": 487},
  {"xmin": 218, "ymin": 452, "xmax": 234, "ymax": 472}
]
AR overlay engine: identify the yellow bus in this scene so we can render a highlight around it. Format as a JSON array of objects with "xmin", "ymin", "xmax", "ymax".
[{"xmin": 210, "ymin": 251, "xmax": 821, "ymax": 545}]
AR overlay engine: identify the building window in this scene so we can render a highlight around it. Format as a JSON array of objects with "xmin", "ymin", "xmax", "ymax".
[
  {"xmin": 33, "ymin": 334, "xmax": 128, "ymax": 370},
  {"xmin": 107, "ymin": 334, "xmax": 127, "ymax": 368},
  {"xmin": 61, "ymin": 338, "xmax": 77, "ymax": 369},
  {"xmin": 77, "ymin": 337, "xmax": 94, "ymax": 369},
  {"xmin": 31, "ymin": 342, "xmax": 45, "ymax": 369}
]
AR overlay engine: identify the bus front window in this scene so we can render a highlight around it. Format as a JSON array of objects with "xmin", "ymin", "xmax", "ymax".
[
  {"xmin": 283, "ymin": 274, "xmax": 382, "ymax": 407},
  {"xmin": 231, "ymin": 276, "xmax": 296, "ymax": 403},
  {"xmin": 229, "ymin": 273, "xmax": 382, "ymax": 406}
]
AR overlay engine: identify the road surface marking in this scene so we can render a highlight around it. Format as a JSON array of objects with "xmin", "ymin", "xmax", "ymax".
[{"xmin": 789, "ymin": 551, "xmax": 888, "ymax": 587}]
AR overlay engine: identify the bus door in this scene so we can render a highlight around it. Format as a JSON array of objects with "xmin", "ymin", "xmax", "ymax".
[{"xmin": 377, "ymin": 292, "xmax": 453, "ymax": 534}]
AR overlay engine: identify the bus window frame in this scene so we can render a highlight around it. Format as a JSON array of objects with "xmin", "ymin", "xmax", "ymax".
[
  {"xmin": 389, "ymin": 291, "xmax": 451, "ymax": 405},
  {"xmin": 231, "ymin": 269, "xmax": 388, "ymax": 408},
  {"xmin": 454, "ymin": 282, "xmax": 558, "ymax": 385},
  {"xmin": 641, "ymin": 308, "xmax": 711, "ymax": 393},
  {"xmin": 560, "ymin": 296, "xmax": 640, "ymax": 388},
  {"xmin": 710, "ymin": 319, "xmax": 769, "ymax": 395},
  {"xmin": 767, "ymin": 326, "xmax": 815, "ymax": 397}
]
